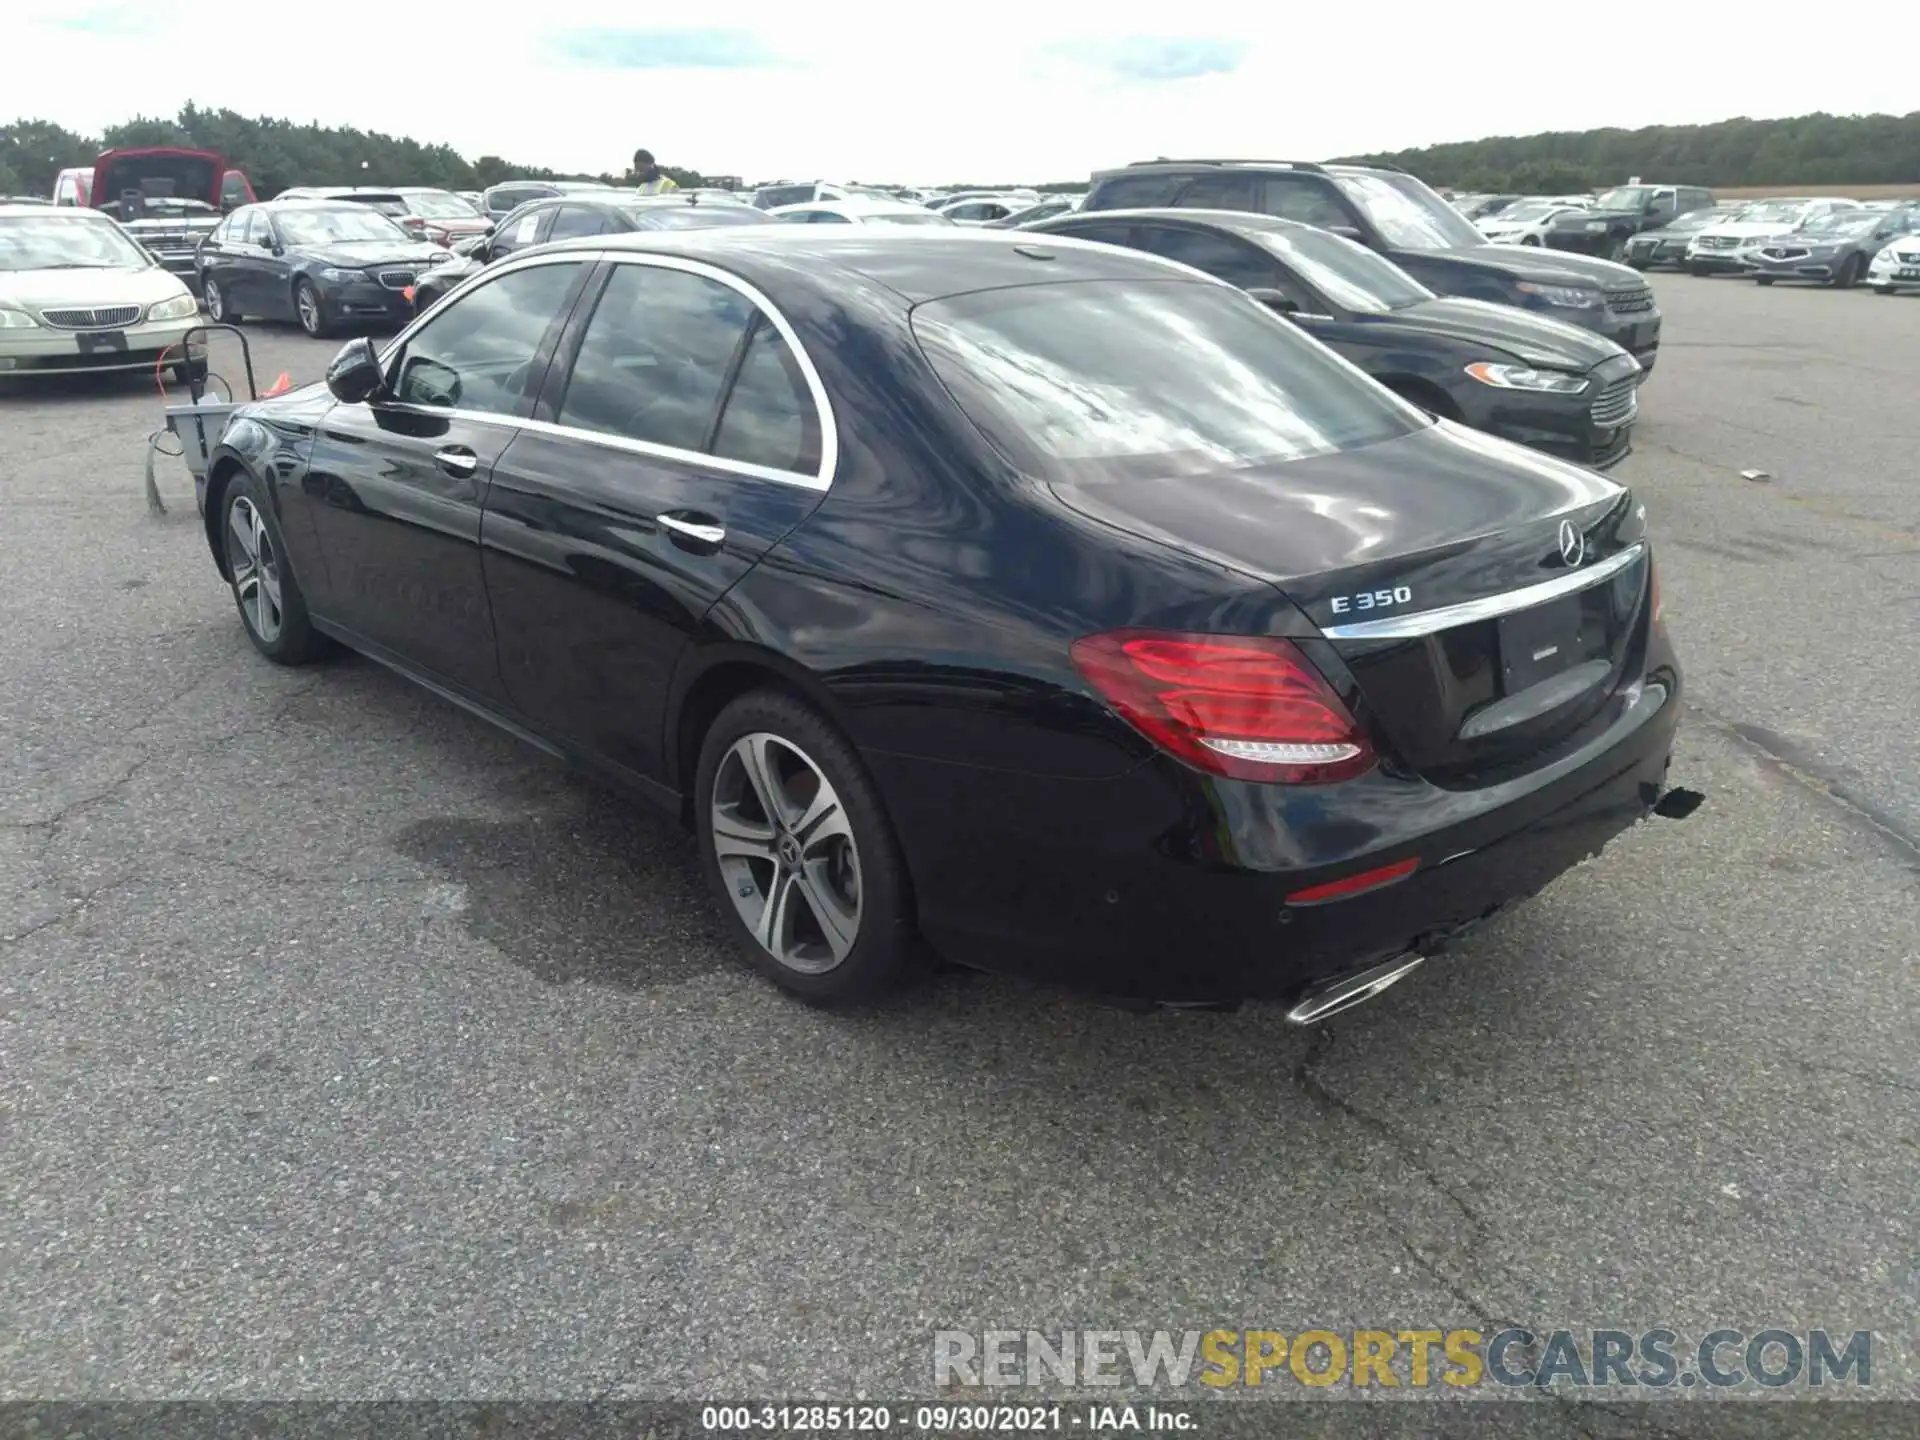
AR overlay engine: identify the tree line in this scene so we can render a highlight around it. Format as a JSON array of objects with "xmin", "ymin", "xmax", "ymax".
[
  {"xmin": 1337, "ymin": 111, "xmax": 1920, "ymax": 195},
  {"xmin": 0, "ymin": 105, "xmax": 707, "ymax": 200},
  {"xmin": 5, "ymin": 107, "xmax": 1916, "ymax": 204}
]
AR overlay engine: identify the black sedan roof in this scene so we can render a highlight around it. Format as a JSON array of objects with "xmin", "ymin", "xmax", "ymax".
[{"xmin": 523, "ymin": 227, "xmax": 1202, "ymax": 305}]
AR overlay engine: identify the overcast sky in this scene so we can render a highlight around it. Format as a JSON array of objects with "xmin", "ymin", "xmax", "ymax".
[{"xmin": 14, "ymin": 2, "xmax": 1911, "ymax": 182}]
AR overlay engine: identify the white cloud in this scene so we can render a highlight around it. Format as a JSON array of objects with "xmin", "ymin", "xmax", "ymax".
[{"xmin": 9, "ymin": 2, "xmax": 1915, "ymax": 184}]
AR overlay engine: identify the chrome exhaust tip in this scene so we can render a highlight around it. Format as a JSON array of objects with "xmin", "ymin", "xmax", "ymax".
[{"xmin": 1285, "ymin": 952, "xmax": 1427, "ymax": 1026}]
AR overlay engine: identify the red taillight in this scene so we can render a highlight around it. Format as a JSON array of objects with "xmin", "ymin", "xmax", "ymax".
[
  {"xmin": 1285, "ymin": 856, "xmax": 1421, "ymax": 906},
  {"xmin": 1070, "ymin": 629, "xmax": 1374, "ymax": 784}
]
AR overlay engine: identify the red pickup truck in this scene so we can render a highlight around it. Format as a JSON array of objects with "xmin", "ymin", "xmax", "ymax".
[
  {"xmin": 53, "ymin": 148, "xmax": 257, "ymax": 292},
  {"xmin": 54, "ymin": 148, "xmax": 256, "ymax": 213}
]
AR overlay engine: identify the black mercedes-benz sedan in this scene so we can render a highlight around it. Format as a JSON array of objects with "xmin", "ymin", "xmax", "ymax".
[
  {"xmin": 197, "ymin": 200, "xmax": 450, "ymax": 337},
  {"xmin": 1028, "ymin": 209, "xmax": 1639, "ymax": 469},
  {"xmin": 197, "ymin": 229, "xmax": 1684, "ymax": 1014}
]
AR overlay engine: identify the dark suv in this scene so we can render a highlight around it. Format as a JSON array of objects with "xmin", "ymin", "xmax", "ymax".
[
  {"xmin": 1542, "ymin": 184, "xmax": 1716, "ymax": 262},
  {"xmin": 1081, "ymin": 159, "xmax": 1662, "ymax": 375}
]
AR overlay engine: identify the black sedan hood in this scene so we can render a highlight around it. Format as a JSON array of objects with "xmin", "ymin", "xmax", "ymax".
[
  {"xmin": 1369, "ymin": 296, "xmax": 1626, "ymax": 371},
  {"xmin": 294, "ymin": 239, "xmax": 450, "ymax": 268},
  {"xmin": 1423, "ymin": 242, "xmax": 1644, "ymax": 289}
]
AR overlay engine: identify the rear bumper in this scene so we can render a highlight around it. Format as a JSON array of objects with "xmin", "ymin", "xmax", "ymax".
[{"xmin": 876, "ymin": 654, "xmax": 1682, "ymax": 1004}]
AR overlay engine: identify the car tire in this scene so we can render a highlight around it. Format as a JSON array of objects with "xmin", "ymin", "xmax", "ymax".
[
  {"xmin": 1871, "ymin": 284, "xmax": 1895, "ymax": 296},
  {"xmin": 1688, "ymin": 262, "xmax": 1709, "ymax": 277},
  {"xmin": 220, "ymin": 468, "xmax": 326, "ymax": 665},
  {"xmin": 1520, "ymin": 235, "xmax": 1540, "ymax": 246},
  {"xmin": 694, "ymin": 689, "xmax": 919, "ymax": 1006},
  {"xmin": 1830, "ymin": 256, "xmax": 1863, "ymax": 290},
  {"xmin": 172, "ymin": 355, "xmax": 208, "ymax": 389},
  {"xmin": 202, "ymin": 276, "xmax": 240, "ymax": 323},
  {"xmin": 1755, "ymin": 276, "xmax": 1773, "ymax": 286},
  {"xmin": 1606, "ymin": 236, "xmax": 1628, "ymax": 262},
  {"xmin": 294, "ymin": 279, "xmax": 332, "ymax": 338}
]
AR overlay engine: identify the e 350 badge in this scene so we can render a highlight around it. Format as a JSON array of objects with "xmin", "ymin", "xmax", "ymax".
[{"xmin": 1329, "ymin": 585, "xmax": 1413, "ymax": 615}]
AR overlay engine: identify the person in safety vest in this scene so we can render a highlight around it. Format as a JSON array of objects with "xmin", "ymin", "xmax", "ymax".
[{"xmin": 632, "ymin": 149, "xmax": 679, "ymax": 195}]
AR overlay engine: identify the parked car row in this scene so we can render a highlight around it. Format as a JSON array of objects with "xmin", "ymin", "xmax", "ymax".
[{"xmin": 1454, "ymin": 184, "xmax": 1920, "ymax": 292}]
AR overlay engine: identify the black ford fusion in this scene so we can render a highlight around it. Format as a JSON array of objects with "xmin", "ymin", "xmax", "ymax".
[
  {"xmin": 1029, "ymin": 209, "xmax": 1639, "ymax": 469},
  {"xmin": 197, "ymin": 200, "xmax": 450, "ymax": 338},
  {"xmin": 1079, "ymin": 162, "xmax": 1664, "ymax": 376},
  {"xmin": 197, "ymin": 229, "xmax": 1684, "ymax": 1015}
]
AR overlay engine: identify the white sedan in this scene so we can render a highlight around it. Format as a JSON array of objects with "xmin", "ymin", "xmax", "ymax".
[
  {"xmin": 768, "ymin": 199, "xmax": 958, "ymax": 228},
  {"xmin": 1478, "ymin": 199, "xmax": 1592, "ymax": 246},
  {"xmin": 1866, "ymin": 230, "xmax": 1920, "ymax": 294},
  {"xmin": 0, "ymin": 203, "xmax": 204, "ymax": 383}
]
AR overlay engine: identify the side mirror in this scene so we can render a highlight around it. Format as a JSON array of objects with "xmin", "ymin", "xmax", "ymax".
[
  {"xmin": 1325, "ymin": 224, "xmax": 1369, "ymax": 246},
  {"xmin": 1247, "ymin": 287, "xmax": 1300, "ymax": 316},
  {"xmin": 325, "ymin": 337, "xmax": 386, "ymax": 404}
]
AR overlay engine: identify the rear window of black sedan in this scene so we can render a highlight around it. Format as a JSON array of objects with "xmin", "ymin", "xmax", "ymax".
[{"xmin": 911, "ymin": 279, "xmax": 1425, "ymax": 480}]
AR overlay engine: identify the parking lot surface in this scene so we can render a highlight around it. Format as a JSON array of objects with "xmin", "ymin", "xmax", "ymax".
[{"xmin": 2, "ymin": 279, "xmax": 1916, "ymax": 1403}]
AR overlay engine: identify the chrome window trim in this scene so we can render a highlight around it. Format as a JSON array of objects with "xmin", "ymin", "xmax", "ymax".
[
  {"xmin": 1321, "ymin": 542, "xmax": 1645, "ymax": 640},
  {"xmin": 376, "ymin": 248, "xmax": 837, "ymax": 492}
]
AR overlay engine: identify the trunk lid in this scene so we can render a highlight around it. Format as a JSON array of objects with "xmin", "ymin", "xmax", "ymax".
[{"xmin": 1048, "ymin": 422, "xmax": 1650, "ymax": 782}]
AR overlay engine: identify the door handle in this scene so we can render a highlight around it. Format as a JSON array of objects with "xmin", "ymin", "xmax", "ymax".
[
  {"xmin": 434, "ymin": 446, "xmax": 478, "ymax": 478},
  {"xmin": 657, "ymin": 512, "xmax": 726, "ymax": 549}
]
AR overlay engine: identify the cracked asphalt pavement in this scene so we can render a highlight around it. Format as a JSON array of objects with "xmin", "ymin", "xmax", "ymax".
[{"xmin": 1, "ymin": 281, "xmax": 1916, "ymax": 1408}]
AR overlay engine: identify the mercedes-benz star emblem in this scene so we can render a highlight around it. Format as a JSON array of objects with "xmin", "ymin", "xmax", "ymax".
[{"xmin": 1557, "ymin": 519, "xmax": 1586, "ymax": 568}]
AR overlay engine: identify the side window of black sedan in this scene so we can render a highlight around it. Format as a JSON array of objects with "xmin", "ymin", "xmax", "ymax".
[
  {"xmin": 554, "ymin": 262, "xmax": 819, "ymax": 476},
  {"xmin": 1132, "ymin": 225, "xmax": 1277, "ymax": 291},
  {"xmin": 555, "ymin": 264, "xmax": 756, "ymax": 454},
  {"xmin": 711, "ymin": 320, "xmax": 820, "ymax": 474},
  {"xmin": 393, "ymin": 261, "xmax": 586, "ymax": 416}
]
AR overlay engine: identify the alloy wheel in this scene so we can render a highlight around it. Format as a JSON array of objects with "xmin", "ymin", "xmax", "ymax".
[
  {"xmin": 204, "ymin": 279, "xmax": 224, "ymax": 321},
  {"xmin": 226, "ymin": 495, "xmax": 284, "ymax": 643},
  {"xmin": 710, "ymin": 731, "xmax": 862, "ymax": 974},
  {"xmin": 296, "ymin": 283, "xmax": 321, "ymax": 336}
]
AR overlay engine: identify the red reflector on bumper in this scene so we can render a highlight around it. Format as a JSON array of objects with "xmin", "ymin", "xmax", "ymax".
[{"xmin": 1285, "ymin": 856, "xmax": 1421, "ymax": 906}]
